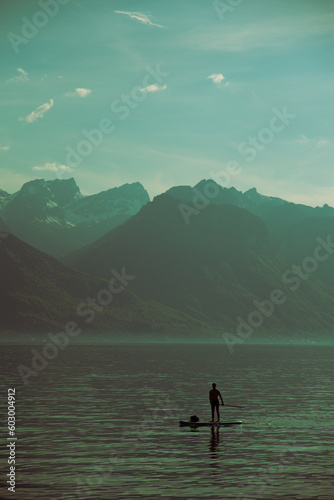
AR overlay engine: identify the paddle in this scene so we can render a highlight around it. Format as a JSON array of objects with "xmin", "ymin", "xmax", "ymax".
[{"xmin": 220, "ymin": 404, "xmax": 245, "ymax": 408}]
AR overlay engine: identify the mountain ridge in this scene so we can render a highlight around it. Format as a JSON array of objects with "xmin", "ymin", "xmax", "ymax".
[
  {"xmin": 0, "ymin": 178, "xmax": 150, "ymax": 257},
  {"xmin": 0, "ymin": 233, "xmax": 210, "ymax": 339},
  {"xmin": 1, "ymin": 177, "xmax": 334, "ymax": 340},
  {"xmin": 67, "ymin": 192, "xmax": 334, "ymax": 337}
]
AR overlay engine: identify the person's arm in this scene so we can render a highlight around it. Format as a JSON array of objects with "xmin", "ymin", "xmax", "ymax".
[{"xmin": 219, "ymin": 391, "xmax": 224, "ymax": 405}]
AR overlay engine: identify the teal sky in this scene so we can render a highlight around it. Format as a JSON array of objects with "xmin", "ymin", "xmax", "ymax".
[{"xmin": 1, "ymin": 0, "xmax": 334, "ymax": 206}]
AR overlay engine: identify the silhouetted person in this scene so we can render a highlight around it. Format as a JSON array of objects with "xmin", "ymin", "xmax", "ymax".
[{"xmin": 209, "ymin": 383, "xmax": 224, "ymax": 422}]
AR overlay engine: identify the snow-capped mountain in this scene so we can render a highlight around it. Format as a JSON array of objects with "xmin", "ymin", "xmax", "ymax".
[{"xmin": 0, "ymin": 178, "xmax": 150, "ymax": 257}]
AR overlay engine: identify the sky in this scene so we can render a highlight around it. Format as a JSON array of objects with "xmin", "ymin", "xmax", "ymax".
[{"xmin": 0, "ymin": 0, "xmax": 334, "ymax": 206}]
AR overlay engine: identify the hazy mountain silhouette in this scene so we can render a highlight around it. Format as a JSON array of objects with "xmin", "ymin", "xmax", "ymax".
[
  {"xmin": 167, "ymin": 180, "xmax": 334, "ymax": 295},
  {"xmin": 167, "ymin": 179, "xmax": 334, "ymax": 226},
  {"xmin": 0, "ymin": 178, "xmax": 150, "ymax": 258},
  {"xmin": 0, "ymin": 234, "xmax": 209, "ymax": 338},
  {"xmin": 278, "ymin": 216, "xmax": 334, "ymax": 288},
  {"xmin": 2, "ymin": 178, "xmax": 334, "ymax": 339},
  {"xmin": 67, "ymin": 193, "xmax": 334, "ymax": 336}
]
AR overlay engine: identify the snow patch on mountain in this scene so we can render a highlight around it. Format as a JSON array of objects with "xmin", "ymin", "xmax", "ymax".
[{"xmin": 0, "ymin": 178, "xmax": 150, "ymax": 231}]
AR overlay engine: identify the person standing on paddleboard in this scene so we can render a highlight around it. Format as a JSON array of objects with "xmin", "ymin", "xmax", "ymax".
[{"xmin": 209, "ymin": 383, "xmax": 224, "ymax": 422}]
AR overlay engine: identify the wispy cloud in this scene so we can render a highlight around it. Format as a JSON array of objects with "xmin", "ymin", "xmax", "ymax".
[
  {"xmin": 8, "ymin": 67, "xmax": 29, "ymax": 83},
  {"xmin": 32, "ymin": 162, "xmax": 73, "ymax": 172},
  {"xmin": 65, "ymin": 88, "xmax": 92, "ymax": 98},
  {"xmin": 114, "ymin": 10, "xmax": 164, "ymax": 28},
  {"xmin": 140, "ymin": 84, "xmax": 167, "ymax": 93},
  {"xmin": 0, "ymin": 146, "xmax": 10, "ymax": 151},
  {"xmin": 316, "ymin": 139, "xmax": 331, "ymax": 149},
  {"xmin": 293, "ymin": 135, "xmax": 331, "ymax": 149},
  {"xmin": 207, "ymin": 73, "xmax": 224, "ymax": 84},
  {"xmin": 19, "ymin": 99, "xmax": 54, "ymax": 123},
  {"xmin": 182, "ymin": 13, "xmax": 334, "ymax": 53},
  {"xmin": 295, "ymin": 134, "xmax": 310, "ymax": 145}
]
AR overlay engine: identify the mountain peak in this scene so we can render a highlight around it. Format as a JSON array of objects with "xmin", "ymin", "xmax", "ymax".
[
  {"xmin": 194, "ymin": 179, "xmax": 222, "ymax": 190},
  {"xmin": 46, "ymin": 177, "xmax": 82, "ymax": 205},
  {"xmin": 19, "ymin": 177, "xmax": 82, "ymax": 205},
  {"xmin": 103, "ymin": 182, "xmax": 150, "ymax": 201},
  {"xmin": 0, "ymin": 178, "xmax": 150, "ymax": 256},
  {"xmin": 21, "ymin": 178, "xmax": 45, "ymax": 194},
  {"xmin": 244, "ymin": 187, "xmax": 258, "ymax": 198}
]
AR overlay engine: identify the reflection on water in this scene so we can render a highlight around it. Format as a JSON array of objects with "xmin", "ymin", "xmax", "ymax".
[
  {"xmin": 1, "ymin": 343, "xmax": 334, "ymax": 499},
  {"xmin": 209, "ymin": 426, "xmax": 221, "ymax": 454}
]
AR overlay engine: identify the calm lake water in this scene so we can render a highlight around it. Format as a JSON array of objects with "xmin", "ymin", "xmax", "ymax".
[{"xmin": 1, "ymin": 343, "xmax": 334, "ymax": 500}]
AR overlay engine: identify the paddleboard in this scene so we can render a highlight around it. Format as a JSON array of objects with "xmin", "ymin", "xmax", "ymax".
[{"xmin": 179, "ymin": 420, "xmax": 243, "ymax": 427}]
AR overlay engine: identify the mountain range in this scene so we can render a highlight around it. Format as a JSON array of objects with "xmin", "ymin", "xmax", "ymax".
[
  {"xmin": 1, "ymin": 178, "xmax": 333, "ymax": 340},
  {"xmin": 0, "ymin": 178, "xmax": 149, "ymax": 257},
  {"xmin": 0, "ymin": 233, "xmax": 209, "ymax": 340},
  {"xmin": 167, "ymin": 179, "xmax": 334, "ymax": 289},
  {"xmin": 66, "ymin": 192, "xmax": 334, "ymax": 336}
]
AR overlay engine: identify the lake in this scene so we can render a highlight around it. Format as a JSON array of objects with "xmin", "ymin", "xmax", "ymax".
[{"xmin": 1, "ymin": 343, "xmax": 334, "ymax": 499}]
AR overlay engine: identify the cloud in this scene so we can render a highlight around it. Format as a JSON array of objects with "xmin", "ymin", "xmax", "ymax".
[
  {"xmin": 140, "ymin": 84, "xmax": 167, "ymax": 93},
  {"xmin": 207, "ymin": 73, "xmax": 225, "ymax": 84},
  {"xmin": 0, "ymin": 146, "xmax": 10, "ymax": 151},
  {"xmin": 182, "ymin": 13, "xmax": 334, "ymax": 53},
  {"xmin": 294, "ymin": 135, "xmax": 331, "ymax": 149},
  {"xmin": 316, "ymin": 139, "xmax": 330, "ymax": 149},
  {"xmin": 295, "ymin": 134, "xmax": 310, "ymax": 145},
  {"xmin": 65, "ymin": 88, "xmax": 92, "ymax": 98},
  {"xmin": 8, "ymin": 67, "xmax": 29, "ymax": 83},
  {"xmin": 32, "ymin": 162, "xmax": 73, "ymax": 172},
  {"xmin": 114, "ymin": 10, "xmax": 164, "ymax": 28},
  {"xmin": 19, "ymin": 99, "xmax": 54, "ymax": 124}
]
